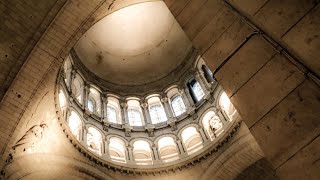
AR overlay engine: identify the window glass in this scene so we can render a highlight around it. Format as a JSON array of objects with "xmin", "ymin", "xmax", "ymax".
[
  {"xmin": 107, "ymin": 106, "xmax": 117, "ymax": 123},
  {"xmin": 128, "ymin": 109, "xmax": 143, "ymax": 126},
  {"xmin": 191, "ymin": 81, "xmax": 204, "ymax": 102},
  {"xmin": 149, "ymin": 105, "xmax": 167, "ymax": 124},
  {"xmin": 88, "ymin": 98, "xmax": 95, "ymax": 113},
  {"xmin": 171, "ymin": 95, "xmax": 186, "ymax": 116}
]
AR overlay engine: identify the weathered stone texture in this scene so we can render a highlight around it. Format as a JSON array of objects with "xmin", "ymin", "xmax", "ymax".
[{"xmin": 250, "ymin": 79, "xmax": 320, "ymax": 168}]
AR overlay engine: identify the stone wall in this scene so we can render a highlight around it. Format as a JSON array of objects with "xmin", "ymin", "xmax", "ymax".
[{"xmin": 164, "ymin": 0, "xmax": 320, "ymax": 179}]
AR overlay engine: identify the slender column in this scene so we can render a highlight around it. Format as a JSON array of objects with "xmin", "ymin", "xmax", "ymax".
[
  {"xmin": 161, "ymin": 96, "xmax": 174, "ymax": 119},
  {"xmin": 102, "ymin": 96, "xmax": 108, "ymax": 122},
  {"xmin": 82, "ymin": 128, "xmax": 87, "ymax": 145},
  {"xmin": 181, "ymin": 87, "xmax": 194, "ymax": 107},
  {"xmin": 120, "ymin": 100, "xmax": 129, "ymax": 124},
  {"xmin": 141, "ymin": 102, "xmax": 151, "ymax": 125},
  {"xmin": 127, "ymin": 145, "xmax": 134, "ymax": 161},
  {"xmin": 69, "ymin": 69, "xmax": 76, "ymax": 92},
  {"xmin": 176, "ymin": 138, "xmax": 185, "ymax": 154},
  {"xmin": 83, "ymin": 84, "xmax": 90, "ymax": 110},
  {"xmin": 103, "ymin": 138, "xmax": 110, "ymax": 159},
  {"xmin": 152, "ymin": 144, "xmax": 160, "ymax": 160},
  {"xmin": 197, "ymin": 127, "xmax": 208, "ymax": 141}
]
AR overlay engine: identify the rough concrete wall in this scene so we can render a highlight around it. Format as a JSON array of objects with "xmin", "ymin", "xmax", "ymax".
[
  {"xmin": 164, "ymin": 0, "xmax": 320, "ymax": 179},
  {"xmin": 0, "ymin": 0, "xmax": 67, "ymax": 100}
]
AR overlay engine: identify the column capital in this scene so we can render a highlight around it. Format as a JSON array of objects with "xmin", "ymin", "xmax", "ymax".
[
  {"xmin": 120, "ymin": 102, "xmax": 128, "ymax": 109},
  {"xmin": 161, "ymin": 97, "xmax": 169, "ymax": 103},
  {"xmin": 140, "ymin": 102, "xmax": 148, "ymax": 109}
]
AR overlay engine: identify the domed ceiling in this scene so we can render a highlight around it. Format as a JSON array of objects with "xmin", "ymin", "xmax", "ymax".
[{"xmin": 74, "ymin": 1, "xmax": 192, "ymax": 86}]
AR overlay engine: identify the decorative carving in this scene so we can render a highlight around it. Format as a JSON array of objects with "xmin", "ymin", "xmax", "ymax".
[{"xmin": 12, "ymin": 122, "xmax": 48, "ymax": 153}]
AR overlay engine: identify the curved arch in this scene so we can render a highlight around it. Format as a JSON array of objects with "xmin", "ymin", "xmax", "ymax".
[
  {"xmin": 179, "ymin": 125, "xmax": 203, "ymax": 155},
  {"xmin": 67, "ymin": 110, "xmax": 83, "ymax": 141},
  {"xmin": 132, "ymin": 140, "xmax": 153, "ymax": 163},
  {"xmin": 157, "ymin": 136, "xmax": 179, "ymax": 162},
  {"xmin": 109, "ymin": 137, "xmax": 127, "ymax": 163},
  {"xmin": 201, "ymin": 110, "xmax": 223, "ymax": 141},
  {"xmin": 86, "ymin": 126, "xmax": 103, "ymax": 156}
]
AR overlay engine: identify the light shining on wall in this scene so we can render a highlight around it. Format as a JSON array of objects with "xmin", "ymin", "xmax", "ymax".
[
  {"xmin": 219, "ymin": 92, "xmax": 237, "ymax": 121},
  {"xmin": 68, "ymin": 111, "xmax": 82, "ymax": 140},
  {"xmin": 59, "ymin": 90, "xmax": 67, "ymax": 109},
  {"xmin": 87, "ymin": 127, "xmax": 102, "ymax": 155}
]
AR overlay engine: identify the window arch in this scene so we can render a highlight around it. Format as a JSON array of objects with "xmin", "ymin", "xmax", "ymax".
[
  {"xmin": 166, "ymin": 87, "xmax": 186, "ymax": 117},
  {"xmin": 202, "ymin": 111, "xmax": 223, "ymax": 140},
  {"xmin": 188, "ymin": 79, "xmax": 205, "ymax": 103},
  {"xmin": 158, "ymin": 136, "xmax": 179, "ymax": 162},
  {"xmin": 109, "ymin": 137, "xmax": 126, "ymax": 163},
  {"xmin": 71, "ymin": 74, "xmax": 84, "ymax": 104},
  {"xmin": 147, "ymin": 96, "xmax": 167, "ymax": 124},
  {"xmin": 181, "ymin": 126, "xmax": 203, "ymax": 154},
  {"xmin": 219, "ymin": 92, "xmax": 237, "ymax": 121},
  {"xmin": 127, "ymin": 99, "xmax": 144, "ymax": 126},
  {"xmin": 88, "ymin": 88, "xmax": 101, "ymax": 116},
  {"xmin": 132, "ymin": 140, "xmax": 152, "ymax": 163},
  {"xmin": 68, "ymin": 111, "xmax": 82, "ymax": 140},
  {"xmin": 87, "ymin": 127, "xmax": 103, "ymax": 155},
  {"xmin": 106, "ymin": 97, "xmax": 121, "ymax": 124}
]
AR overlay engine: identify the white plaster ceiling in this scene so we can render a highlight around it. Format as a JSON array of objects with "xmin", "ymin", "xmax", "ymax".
[{"xmin": 74, "ymin": 1, "xmax": 192, "ymax": 86}]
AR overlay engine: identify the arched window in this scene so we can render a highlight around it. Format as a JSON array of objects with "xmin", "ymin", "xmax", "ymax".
[
  {"xmin": 59, "ymin": 89, "xmax": 67, "ymax": 109},
  {"xmin": 166, "ymin": 87, "xmax": 186, "ymax": 117},
  {"xmin": 88, "ymin": 88, "xmax": 101, "ymax": 116},
  {"xmin": 202, "ymin": 111, "xmax": 223, "ymax": 140},
  {"xmin": 158, "ymin": 137, "xmax": 179, "ymax": 162},
  {"xmin": 188, "ymin": 79, "xmax": 204, "ymax": 103},
  {"xmin": 88, "ymin": 97, "xmax": 95, "ymax": 113},
  {"xmin": 68, "ymin": 111, "xmax": 82, "ymax": 140},
  {"xmin": 219, "ymin": 92, "xmax": 237, "ymax": 121},
  {"xmin": 63, "ymin": 57, "xmax": 72, "ymax": 87},
  {"xmin": 71, "ymin": 74, "xmax": 84, "ymax": 104},
  {"xmin": 201, "ymin": 65, "xmax": 214, "ymax": 83},
  {"xmin": 181, "ymin": 127, "xmax": 203, "ymax": 154},
  {"xmin": 127, "ymin": 100, "xmax": 144, "ymax": 126},
  {"xmin": 171, "ymin": 95, "xmax": 186, "ymax": 116},
  {"xmin": 109, "ymin": 137, "xmax": 126, "ymax": 163},
  {"xmin": 106, "ymin": 97, "xmax": 121, "ymax": 124},
  {"xmin": 87, "ymin": 127, "xmax": 102, "ymax": 155},
  {"xmin": 148, "ymin": 97, "xmax": 167, "ymax": 124},
  {"xmin": 133, "ymin": 140, "xmax": 152, "ymax": 164}
]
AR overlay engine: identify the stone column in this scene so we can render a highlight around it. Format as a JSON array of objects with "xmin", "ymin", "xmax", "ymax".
[
  {"xmin": 197, "ymin": 127, "xmax": 208, "ymax": 141},
  {"xmin": 120, "ymin": 100, "xmax": 129, "ymax": 124},
  {"xmin": 83, "ymin": 84, "xmax": 90, "ymax": 111},
  {"xmin": 102, "ymin": 95, "xmax": 108, "ymax": 122},
  {"xmin": 195, "ymin": 71, "xmax": 210, "ymax": 96},
  {"xmin": 176, "ymin": 138, "xmax": 185, "ymax": 154},
  {"xmin": 180, "ymin": 88, "xmax": 195, "ymax": 115},
  {"xmin": 103, "ymin": 138, "xmax": 110, "ymax": 159},
  {"xmin": 140, "ymin": 102, "xmax": 151, "ymax": 125},
  {"xmin": 127, "ymin": 145, "xmax": 134, "ymax": 161},
  {"xmin": 161, "ymin": 96, "xmax": 174, "ymax": 119},
  {"xmin": 180, "ymin": 87, "xmax": 194, "ymax": 107},
  {"xmin": 152, "ymin": 144, "xmax": 160, "ymax": 160},
  {"xmin": 69, "ymin": 69, "xmax": 76, "ymax": 92}
]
